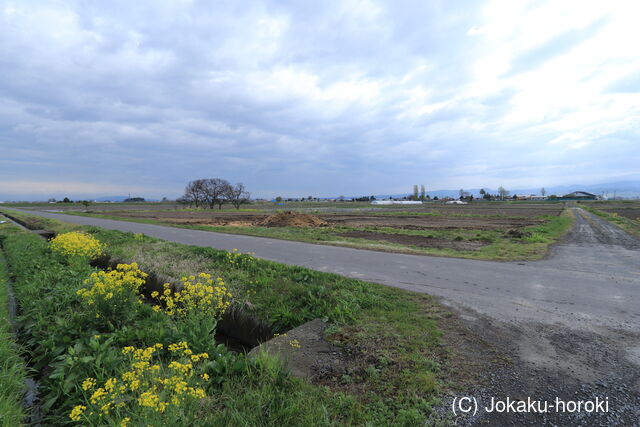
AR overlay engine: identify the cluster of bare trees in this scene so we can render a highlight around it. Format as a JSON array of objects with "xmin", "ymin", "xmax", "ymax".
[{"xmin": 179, "ymin": 178, "xmax": 250, "ymax": 210}]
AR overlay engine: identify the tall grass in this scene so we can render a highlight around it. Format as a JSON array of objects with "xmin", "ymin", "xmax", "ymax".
[{"xmin": 0, "ymin": 225, "xmax": 28, "ymax": 426}]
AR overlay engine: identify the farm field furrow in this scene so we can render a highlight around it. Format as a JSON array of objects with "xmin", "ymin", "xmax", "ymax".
[{"xmin": 29, "ymin": 202, "xmax": 570, "ymax": 261}]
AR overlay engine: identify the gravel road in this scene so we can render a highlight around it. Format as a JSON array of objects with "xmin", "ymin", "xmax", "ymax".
[{"xmin": 13, "ymin": 207, "xmax": 640, "ymax": 425}]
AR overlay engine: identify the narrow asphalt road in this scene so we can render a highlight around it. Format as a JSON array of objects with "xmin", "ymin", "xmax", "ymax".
[{"xmin": 14, "ymin": 207, "xmax": 640, "ymax": 332}]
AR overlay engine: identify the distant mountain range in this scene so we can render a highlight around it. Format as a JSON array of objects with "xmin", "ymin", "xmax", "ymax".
[
  {"xmin": 93, "ymin": 196, "xmax": 160, "ymax": 202},
  {"xmin": 369, "ymin": 181, "xmax": 640, "ymax": 200}
]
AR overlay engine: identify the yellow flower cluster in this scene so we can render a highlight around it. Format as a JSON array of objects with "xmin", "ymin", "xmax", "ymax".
[
  {"xmin": 151, "ymin": 273, "xmax": 232, "ymax": 318},
  {"xmin": 71, "ymin": 342, "xmax": 209, "ymax": 423},
  {"xmin": 49, "ymin": 231, "xmax": 104, "ymax": 260},
  {"xmin": 77, "ymin": 263, "xmax": 147, "ymax": 305},
  {"xmin": 69, "ymin": 405, "xmax": 86, "ymax": 421},
  {"xmin": 224, "ymin": 248, "xmax": 255, "ymax": 267}
]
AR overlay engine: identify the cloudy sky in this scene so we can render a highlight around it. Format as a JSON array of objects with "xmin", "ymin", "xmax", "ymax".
[{"xmin": 1, "ymin": 0, "xmax": 639, "ymax": 200}]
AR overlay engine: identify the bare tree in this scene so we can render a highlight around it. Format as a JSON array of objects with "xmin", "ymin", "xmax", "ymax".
[
  {"xmin": 540, "ymin": 187, "xmax": 546, "ymax": 196},
  {"xmin": 203, "ymin": 178, "xmax": 231, "ymax": 209},
  {"xmin": 420, "ymin": 185, "xmax": 426, "ymax": 201},
  {"xmin": 459, "ymin": 189, "xmax": 471, "ymax": 200},
  {"xmin": 498, "ymin": 186, "xmax": 509, "ymax": 201},
  {"xmin": 226, "ymin": 183, "xmax": 250, "ymax": 210},
  {"xmin": 183, "ymin": 179, "xmax": 207, "ymax": 207},
  {"xmin": 413, "ymin": 185, "xmax": 419, "ymax": 200}
]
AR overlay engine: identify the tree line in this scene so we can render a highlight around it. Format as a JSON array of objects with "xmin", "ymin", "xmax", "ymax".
[{"xmin": 178, "ymin": 178, "xmax": 250, "ymax": 209}]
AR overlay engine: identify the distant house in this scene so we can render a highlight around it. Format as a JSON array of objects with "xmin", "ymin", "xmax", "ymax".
[
  {"xmin": 529, "ymin": 195, "xmax": 547, "ymax": 201},
  {"xmin": 559, "ymin": 191, "xmax": 597, "ymax": 200}
]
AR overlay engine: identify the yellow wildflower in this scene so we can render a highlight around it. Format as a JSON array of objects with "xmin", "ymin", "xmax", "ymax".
[
  {"xmin": 138, "ymin": 391, "xmax": 160, "ymax": 408},
  {"xmin": 69, "ymin": 405, "xmax": 86, "ymax": 421},
  {"xmin": 50, "ymin": 232, "xmax": 104, "ymax": 260},
  {"xmin": 82, "ymin": 378, "xmax": 97, "ymax": 391}
]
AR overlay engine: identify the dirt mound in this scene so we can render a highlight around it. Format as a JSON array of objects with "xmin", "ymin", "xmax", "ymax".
[{"xmin": 256, "ymin": 211, "xmax": 329, "ymax": 227}]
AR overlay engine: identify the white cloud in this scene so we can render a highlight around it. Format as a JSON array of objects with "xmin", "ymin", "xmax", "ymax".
[{"xmin": 0, "ymin": 0, "xmax": 638, "ymax": 199}]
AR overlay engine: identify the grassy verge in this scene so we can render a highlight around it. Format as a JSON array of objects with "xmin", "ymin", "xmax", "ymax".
[
  {"xmin": 0, "ymin": 210, "xmax": 463, "ymax": 425},
  {"xmin": 578, "ymin": 203, "xmax": 640, "ymax": 239},
  {"xmin": 46, "ymin": 209, "xmax": 573, "ymax": 261},
  {"xmin": 0, "ymin": 222, "xmax": 28, "ymax": 426}
]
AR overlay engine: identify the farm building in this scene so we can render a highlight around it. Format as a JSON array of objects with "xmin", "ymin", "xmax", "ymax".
[{"xmin": 559, "ymin": 191, "xmax": 598, "ymax": 200}]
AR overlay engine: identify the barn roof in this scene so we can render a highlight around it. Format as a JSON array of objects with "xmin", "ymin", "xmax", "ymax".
[{"xmin": 563, "ymin": 191, "xmax": 596, "ymax": 198}]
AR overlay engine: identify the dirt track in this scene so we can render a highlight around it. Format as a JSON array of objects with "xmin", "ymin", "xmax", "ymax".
[
  {"xmin": 566, "ymin": 208, "xmax": 640, "ymax": 249},
  {"xmin": 442, "ymin": 207, "xmax": 640, "ymax": 426}
]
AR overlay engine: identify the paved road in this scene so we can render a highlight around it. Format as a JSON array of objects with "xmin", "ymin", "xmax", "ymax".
[{"xmin": 15, "ymin": 207, "xmax": 639, "ymax": 332}]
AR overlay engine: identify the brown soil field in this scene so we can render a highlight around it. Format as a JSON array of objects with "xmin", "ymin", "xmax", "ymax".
[
  {"xmin": 338, "ymin": 231, "xmax": 488, "ymax": 251},
  {"xmin": 76, "ymin": 204, "xmax": 563, "ymax": 231},
  {"xmin": 256, "ymin": 212, "xmax": 329, "ymax": 227},
  {"xmin": 598, "ymin": 207, "xmax": 640, "ymax": 221},
  {"xmin": 359, "ymin": 204, "xmax": 563, "ymax": 218},
  {"xmin": 88, "ymin": 210, "xmax": 552, "ymax": 230},
  {"xmin": 327, "ymin": 215, "xmax": 544, "ymax": 230},
  {"xmin": 578, "ymin": 201, "xmax": 640, "ymax": 221}
]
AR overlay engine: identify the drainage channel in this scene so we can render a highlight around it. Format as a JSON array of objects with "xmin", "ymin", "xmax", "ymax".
[
  {"xmin": 1, "ymin": 214, "xmax": 43, "ymax": 425},
  {"xmin": 90, "ymin": 254, "xmax": 274, "ymax": 352}
]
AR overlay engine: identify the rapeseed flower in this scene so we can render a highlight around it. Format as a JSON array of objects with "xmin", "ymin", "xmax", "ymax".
[
  {"xmin": 153, "ymin": 273, "xmax": 232, "ymax": 318},
  {"xmin": 69, "ymin": 405, "xmax": 86, "ymax": 421},
  {"xmin": 50, "ymin": 231, "xmax": 104, "ymax": 260},
  {"xmin": 71, "ymin": 342, "xmax": 210, "ymax": 425},
  {"xmin": 76, "ymin": 263, "xmax": 147, "ymax": 324}
]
